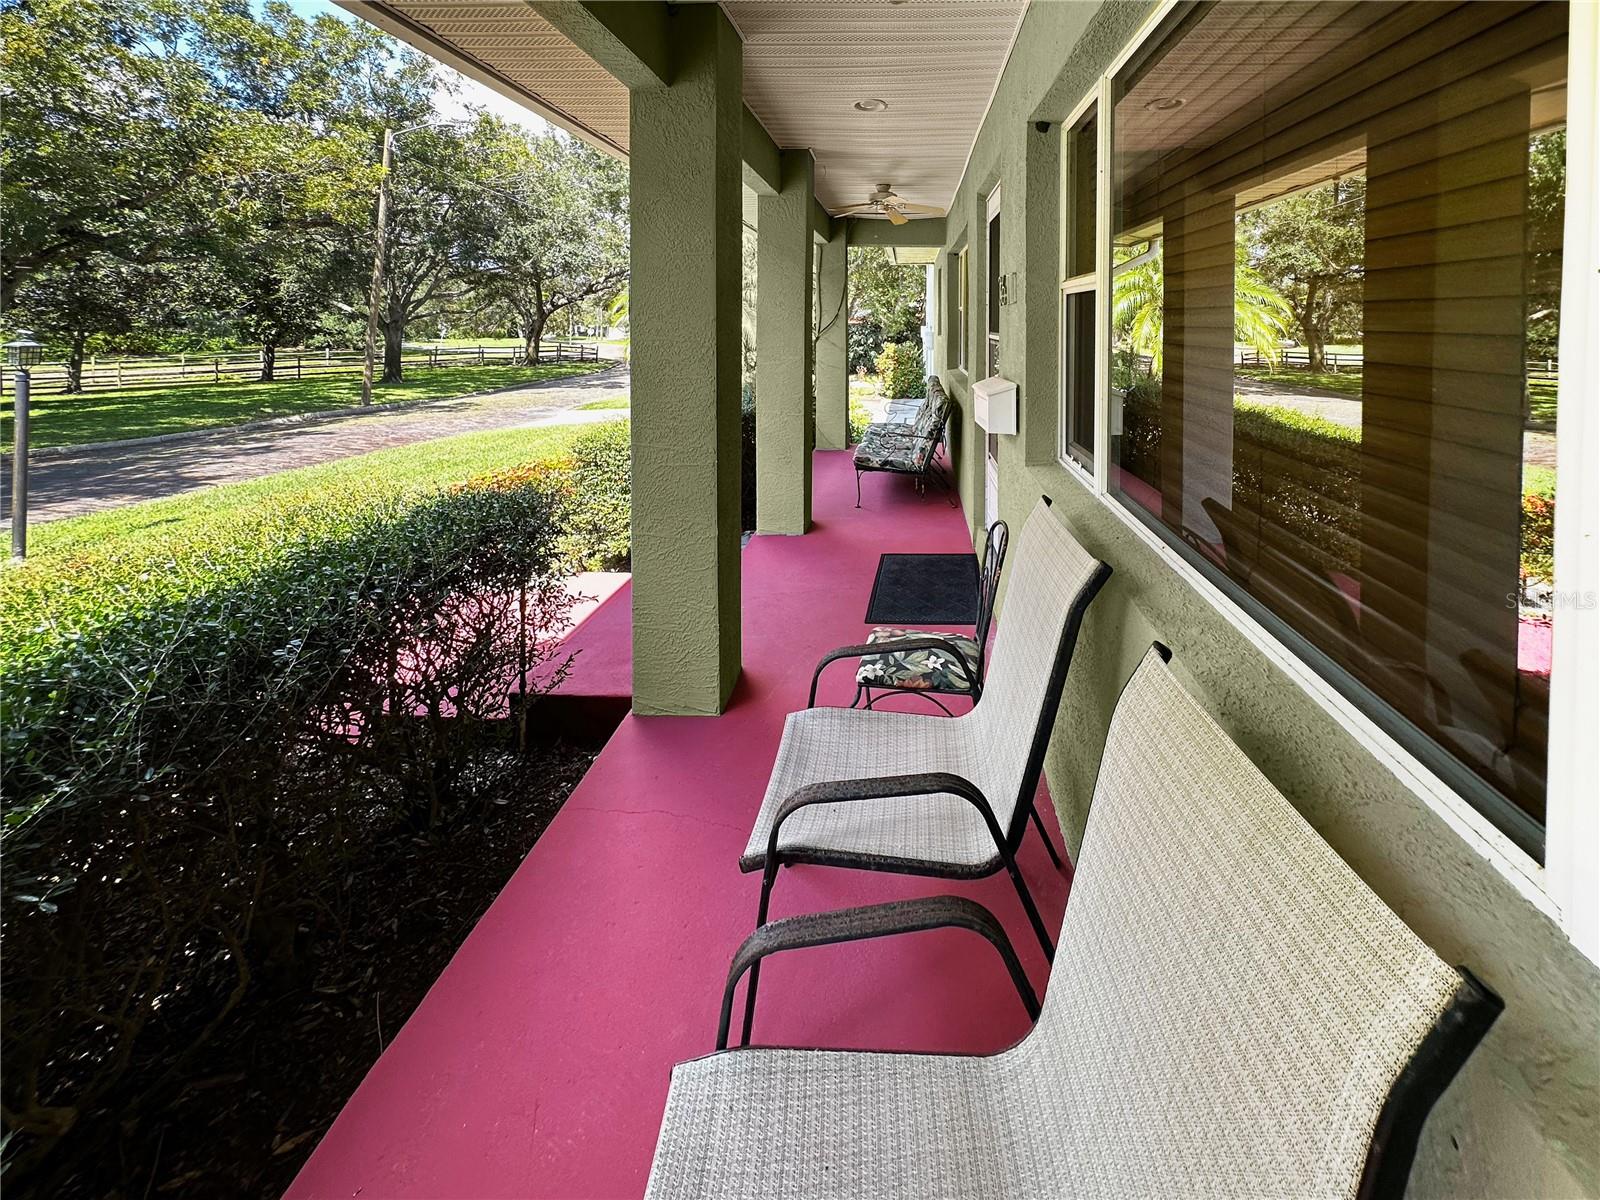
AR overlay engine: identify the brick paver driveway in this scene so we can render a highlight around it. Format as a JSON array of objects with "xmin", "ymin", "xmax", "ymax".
[{"xmin": 5, "ymin": 364, "xmax": 629, "ymax": 525}]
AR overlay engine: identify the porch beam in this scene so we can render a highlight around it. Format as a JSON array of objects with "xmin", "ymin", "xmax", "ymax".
[
  {"xmin": 814, "ymin": 224, "xmax": 849, "ymax": 450},
  {"xmin": 743, "ymin": 107, "xmax": 781, "ymax": 195},
  {"xmin": 812, "ymin": 198, "xmax": 835, "ymax": 241},
  {"xmin": 846, "ymin": 217, "xmax": 947, "ymax": 247},
  {"xmin": 755, "ymin": 150, "xmax": 817, "ymax": 534},
  {"xmin": 628, "ymin": 3, "xmax": 743, "ymax": 715},
  {"xmin": 529, "ymin": 1, "xmax": 669, "ymax": 90}
]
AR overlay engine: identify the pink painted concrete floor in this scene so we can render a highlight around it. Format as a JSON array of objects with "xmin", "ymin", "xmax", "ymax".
[{"xmin": 288, "ymin": 452, "xmax": 1070, "ymax": 1200}]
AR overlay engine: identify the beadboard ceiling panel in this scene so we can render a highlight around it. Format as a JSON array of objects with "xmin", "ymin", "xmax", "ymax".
[
  {"xmin": 340, "ymin": 0, "xmax": 1027, "ymax": 220},
  {"xmin": 723, "ymin": 1, "xmax": 1026, "ymax": 218},
  {"xmin": 339, "ymin": 1, "xmax": 631, "ymax": 155}
]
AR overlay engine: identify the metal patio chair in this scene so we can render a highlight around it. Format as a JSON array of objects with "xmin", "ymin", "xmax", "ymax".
[
  {"xmin": 823, "ymin": 518, "xmax": 1009, "ymax": 718},
  {"xmin": 646, "ymin": 646, "xmax": 1503, "ymax": 1200},
  {"xmin": 736, "ymin": 499, "xmax": 1110, "ymax": 1028}
]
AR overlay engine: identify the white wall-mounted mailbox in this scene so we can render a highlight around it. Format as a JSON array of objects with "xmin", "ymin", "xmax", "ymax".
[{"xmin": 973, "ymin": 374, "xmax": 1018, "ymax": 436}]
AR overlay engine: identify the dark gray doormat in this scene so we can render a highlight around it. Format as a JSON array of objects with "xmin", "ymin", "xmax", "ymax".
[{"xmin": 865, "ymin": 553, "xmax": 980, "ymax": 625}]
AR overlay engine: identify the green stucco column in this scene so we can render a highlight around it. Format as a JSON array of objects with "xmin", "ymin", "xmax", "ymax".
[
  {"xmin": 755, "ymin": 150, "xmax": 816, "ymax": 534},
  {"xmin": 814, "ymin": 226, "xmax": 849, "ymax": 449},
  {"xmin": 628, "ymin": 5, "xmax": 742, "ymax": 715}
]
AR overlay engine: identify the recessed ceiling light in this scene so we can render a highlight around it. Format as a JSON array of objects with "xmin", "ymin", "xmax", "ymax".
[
  {"xmin": 853, "ymin": 98, "xmax": 889, "ymax": 113},
  {"xmin": 1144, "ymin": 96, "xmax": 1186, "ymax": 112}
]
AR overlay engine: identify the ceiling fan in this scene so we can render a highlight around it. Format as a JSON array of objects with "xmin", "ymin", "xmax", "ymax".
[{"xmin": 837, "ymin": 183, "xmax": 944, "ymax": 226}]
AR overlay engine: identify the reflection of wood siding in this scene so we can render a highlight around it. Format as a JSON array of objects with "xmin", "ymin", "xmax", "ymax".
[
  {"xmin": 1362, "ymin": 85, "xmax": 1530, "ymax": 790},
  {"xmin": 1118, "ymin": 4, "xmax": 1562, "ymax": 226},
  {"xmin": 1161, "ymin": 194, "xmax": 1234, "ymax": 541},
  {"xmin": 1117, "ymin": 0, "xmax": 1564, "ymax": 821}
]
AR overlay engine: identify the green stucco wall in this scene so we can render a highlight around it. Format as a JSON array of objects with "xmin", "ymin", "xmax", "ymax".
[
  {"xmin": 628, "ymin": 3, "xmax": 743, "ymax": 715},
  {"xmin": 934, "ymin": 2, "xmax": 1600, "ymax": 1195},
  {"xmin": 754, "ymin": 149, "xmax": 816, "ymax": 534},
  {"xmin": 814, "ymin": 227, "xmax": 849, "ymax": 450}
]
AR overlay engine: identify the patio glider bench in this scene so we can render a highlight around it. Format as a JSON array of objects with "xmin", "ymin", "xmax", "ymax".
[
  {"xmin": 853, "ymin": 376, "xmax": 954, "ymax": 507},
  {"xmin": 645, "ymin": 645, "xmax": 1504, "ymax": 1200}
]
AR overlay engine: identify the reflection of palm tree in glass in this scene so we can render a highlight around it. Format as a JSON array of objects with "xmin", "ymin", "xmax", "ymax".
[{"xmin": 1112, "ymin": 242, "xmax": 1293, "ymax": 374}]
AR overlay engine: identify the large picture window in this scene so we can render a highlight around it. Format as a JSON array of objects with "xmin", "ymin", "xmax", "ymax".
[{"xmin": 1106, "ymin": 1, "xmax": 1567, "ymax": 855}]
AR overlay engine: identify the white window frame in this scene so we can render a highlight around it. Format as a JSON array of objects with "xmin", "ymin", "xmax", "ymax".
[
  {"xmin": 1057, "ymin": 87, "xmax": 1105, "ymax": 487},
  {"xmin": 1057, "ymin": 0, "xmax": 1599, "ymax": 965},
  {"xmin": 985, "ymin": 184, "xmax": 1003, "ymax": 379}
]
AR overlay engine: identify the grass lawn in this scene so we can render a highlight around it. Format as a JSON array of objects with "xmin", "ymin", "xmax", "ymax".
[
  {"xmin": 1527, "ymin": 376, "xmax": 1558, "ymax": 427},
  {"xmin": 1236, "ymin": 364, "xmax": 1364, "ymax": 397},
  {"xmin": 576, "ymin": 394, "xmax": 630, "ymax": 411},
  {"xmin": 23, "ymin": 422, "xmax": 594, "ymax": 564},
  {"xmin": 4, "ymin": 361, "xmax": 609, "ymax": 450}
]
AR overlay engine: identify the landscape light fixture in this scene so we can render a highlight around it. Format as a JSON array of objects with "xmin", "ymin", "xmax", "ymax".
[{"xmin": 5, "ymin": 329, "xmax": 42, "ymax": 558}]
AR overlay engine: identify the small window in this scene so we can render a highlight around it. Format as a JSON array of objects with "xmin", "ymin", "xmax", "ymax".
[
  {"xmin": 986, "ymin": 188, "xmax": 1002, "ymax": 377},
  {"xmin": 953, "ymin": 246, "xmax": 968, "ymax": 372},
  {"xmin": 1061, "ymin": 102, "xmax": 1098, "ymax": 470}
]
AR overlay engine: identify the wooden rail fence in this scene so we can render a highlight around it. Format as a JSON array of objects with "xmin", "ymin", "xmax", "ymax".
[{"xmin": 3, "ymin": 342, "xmax": 603, "ymax": 397}]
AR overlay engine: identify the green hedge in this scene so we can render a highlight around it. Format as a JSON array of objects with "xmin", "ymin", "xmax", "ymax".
[
  {"xmin": 1119, "ymin": 380, "xmax": 1550, "ymax": 581},
  {"xmin": 1522, "ymin": 473, "xmax": 1555, "ymax": 584},
  {"xmin": 560, "ymin": 419, "xmax": 632, "ymax": 570},
  {"xmin": 874, "ymin": 340, "xmax": 926, "ymax": 401},
  {"xmin": 0, "ymin": 451, "xmax": 622, "ymax": 1182}
]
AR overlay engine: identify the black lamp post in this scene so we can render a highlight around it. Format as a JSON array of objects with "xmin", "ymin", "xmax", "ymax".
[{"xmin": 6, "ymin": 330, "xmax": 43, "ymax": 559}]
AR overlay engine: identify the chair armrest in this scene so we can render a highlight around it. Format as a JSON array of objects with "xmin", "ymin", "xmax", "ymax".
[
  {"xmin": 716, "ymin": 895, "xmax": 1039, "ymax": 1048},
  {"xmin": 763, "ymin": 771, "xmax": 1005, "ymax": 875},
  {"xmin": 808, "ymin": 636, "xmax": 978, "ymax": 706}
]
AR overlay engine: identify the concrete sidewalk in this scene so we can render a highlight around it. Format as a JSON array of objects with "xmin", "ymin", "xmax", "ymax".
[{"xmin": 3, "ymin": 365, "xmax": 630, "ymax": 525}]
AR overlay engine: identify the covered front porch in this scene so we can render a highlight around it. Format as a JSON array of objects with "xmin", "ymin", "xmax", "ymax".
[
  {"xmin": 296, "ymin": 2, "xmax": 1600, "ymax": 1196},
  {"xmin": 288, "ymin": 451, "xmax": 1066, "ymax": 1199}
]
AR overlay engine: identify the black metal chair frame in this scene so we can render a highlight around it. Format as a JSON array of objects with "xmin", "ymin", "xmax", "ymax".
[
  {"xmin": 713, "ymin": 642, "xmax": 1506, "ymax": 1200},
  {"xmin": 845, "ymin": 519, "xmax": 1009, "ymax": 718},
  {"xmin": 854, "ymin": 411, "xmax": 957, "ymax": 509},
  {"xmin": 713, "ymin": 891, "xmax": 1501, "ymax": 1200},
  {"xmin": 738, "ymin": 516, "xmax": 1112, "ymax": 1043}
]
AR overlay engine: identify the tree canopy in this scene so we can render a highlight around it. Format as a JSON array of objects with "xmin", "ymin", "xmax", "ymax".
[
  {"xmin": 0, "ymin": 0, "xmax": 629, "ymax": 385},
  {"xmin": 1237, "ymin": 176, "xmax": 1365, "ymax": 370},
  {"xmin": 847, "ymin": 246, "xmax": 924, "ymax": 372}
]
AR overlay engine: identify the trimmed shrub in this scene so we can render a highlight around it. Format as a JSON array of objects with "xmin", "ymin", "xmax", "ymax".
[
  {"xmin": 0, "ymin": 465, "xmax": 583, "ymax": 1183},
  {"xmin": 848, "ymin": 396, "xmax": 871, "ymax": 445},
  {"xmin": 1115, "ymin": 364, "xmax": 1163, "ymax": 486},
  {"xmin": 1120, "ymin": 387, "xmax": 1551, "ymax": 588},
  {"xmin": 561, "ymin": 419, "xmax": 632, "ymax": 570},
  {"xmin": 874, "ymin": 340, "xmax": 926, "ymax": 400},
  {"xmin": 1521, "ymin": 483, "xmax": 1555, "ymax": 585},
  {"xmin": 1232, "ymin": 400, "xmax": 1361, "ymax": 574}
]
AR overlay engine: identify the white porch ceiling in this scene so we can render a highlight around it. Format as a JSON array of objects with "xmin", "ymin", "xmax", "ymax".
[
  {"xmin": 340, "ymin": 0, "xmax": 1026, "ymax": 221},
  {"xmin": 722, "ymin": 1, "xmax": 1026, "ymax": 218}
]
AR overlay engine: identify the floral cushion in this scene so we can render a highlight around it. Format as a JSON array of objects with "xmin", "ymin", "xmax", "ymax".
[
  {"xmin": 854, "ymin": 626, "xmax": 981, "ymax": 692},
  {"xmin": 853, "ymin": 434, "xmax": 929, "ymax": 473}
]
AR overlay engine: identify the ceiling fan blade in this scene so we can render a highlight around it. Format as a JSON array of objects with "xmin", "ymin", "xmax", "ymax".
[
  {"xmin": 836, "ymin": 203, "xmax": 878, "ymax": 215},
  {"xmin": 885, "ymin": 207, "xmax": 909, "ymax": 226},
  {"xmin": 894, "ymin": 202, "xmax": 945, "ymax": 215}
]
